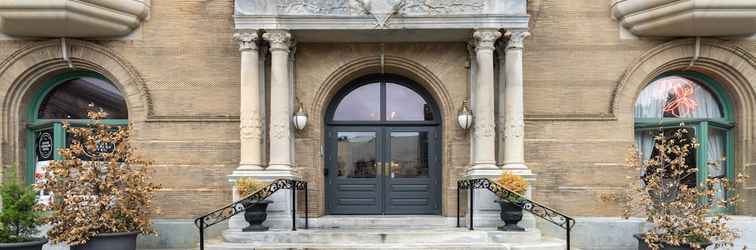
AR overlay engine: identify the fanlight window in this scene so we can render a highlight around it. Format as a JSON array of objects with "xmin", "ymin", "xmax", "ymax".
[
  {"xmin": 332, "ymin": 80, "xmax": 434, "ymax": 122},
  {"xmin": 37, "ymin": 77, "xmax": 128, "ymax": 119},
  {"xmin": 634, "ymin": 76, "xmax": 722, "ymax": 119}
]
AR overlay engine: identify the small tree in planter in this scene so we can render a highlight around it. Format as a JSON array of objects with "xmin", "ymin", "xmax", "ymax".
[
  {"xmin": 36, "ymin": 106, "xmax": 160, "ymax": 250},
  {"xmin": 614, "ymin": 128, "xmax": 747, "ymax": 250},
  {"xmin": 234, "ymin": 177, "xmax": 272, "ymax": 232},
  {"xmin": 494, "ymin": 171, "xmax": 529, "ymax": 231},
  {"xmin": 0, "ymin": 169, "xmax": 46, "ymax": 250}
]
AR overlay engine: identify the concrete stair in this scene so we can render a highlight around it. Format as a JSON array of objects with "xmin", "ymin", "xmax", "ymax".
[{"xmin": 203, "ymin": 216, "xmax": 567, "ymax": 250}]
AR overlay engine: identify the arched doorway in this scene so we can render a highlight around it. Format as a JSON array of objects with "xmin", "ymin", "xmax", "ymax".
[
  {"xmin": 325, "ymin": 74, "xmax": 442, "ymax": 215},
  {"xmin": 26, "ymin": 70, "xmax": 128, "ymax": 202}
]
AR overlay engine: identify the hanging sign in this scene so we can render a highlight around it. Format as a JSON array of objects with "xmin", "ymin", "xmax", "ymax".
[{"xmin": 36, "ymin": 130, "xmax": 54, "ymax": 161}]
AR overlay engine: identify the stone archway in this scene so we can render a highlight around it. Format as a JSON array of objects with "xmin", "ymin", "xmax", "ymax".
[
  {"xmin": 305, "ymin": 55, "xmax": 459, "ymax": 216},
  {"xmin": 612, "ymin": 38, "xmax": 756, "ymax": 213},
  {"xmin": 0, "ymin": 39, "xmax": 151, "ymax": 175}
]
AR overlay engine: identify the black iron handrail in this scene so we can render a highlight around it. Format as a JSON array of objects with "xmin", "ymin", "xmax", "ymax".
[
  {"xmin": 457, "ymin": 178, "xmax": 576, "ymax": 250},
  {"xmin": 193, "ymin": 178, "xmax": 308, "ymax": 250}
]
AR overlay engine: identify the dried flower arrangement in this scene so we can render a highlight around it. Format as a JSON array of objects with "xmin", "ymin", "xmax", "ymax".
[
  {"xmin": 612, "ymin": 127, "xmax": 748, "ymax": 250},
  {"xmin": 496, "ymin": 171, "xmax": 529, "ymax": 195},
  {"xmin": 36, "ymin": 106, "xmax": 161, "ymax": 245},
  {"xmin": 235, "ymin": 177, "xmax": 268, "ymax": 197}
]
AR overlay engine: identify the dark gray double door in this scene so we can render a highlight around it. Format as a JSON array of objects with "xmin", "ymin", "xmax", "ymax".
[{"xmin": 326, "ymin": 126, "xmax": 441, "ymax": 215}]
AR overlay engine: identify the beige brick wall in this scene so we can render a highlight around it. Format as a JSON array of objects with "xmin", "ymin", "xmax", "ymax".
[{"xmin": 0, "ymin": 0, "xmax": 754, "ymax": 219}]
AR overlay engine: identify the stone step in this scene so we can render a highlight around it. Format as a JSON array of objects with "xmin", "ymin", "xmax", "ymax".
[
  {"xmin": 223, "ymin": 228, "xmax": 543, "ymax": 244},
  {"xmin": 303, "ymin": 215, "xmax": 453, "ymax": 229},
  {"xmin": 204, "ymin": 238, "xmax": 567, "ymax": 250}
]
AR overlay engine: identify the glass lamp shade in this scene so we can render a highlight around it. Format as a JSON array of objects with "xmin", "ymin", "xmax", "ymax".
[
  {"xmin": 457, "ymin": 100, "xmax": 473, "ymax": 129},
  {"xmin": 293, "ymin": 103, "xmax": 308, "ymax": 130}
]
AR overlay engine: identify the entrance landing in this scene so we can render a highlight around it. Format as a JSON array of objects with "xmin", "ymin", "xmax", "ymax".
[{"xmin": 207, "ymin": 216, "xmax": 567, "ymax": 250}]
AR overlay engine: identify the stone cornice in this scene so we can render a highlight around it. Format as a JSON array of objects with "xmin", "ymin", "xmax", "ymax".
[
  {"xmin": 611, "ymin": 0, "xmax": 756, "ymax": 37},
  {"xmin": 0, "ymin": 0, "xmax": 150, "ymax": 38},
  {"xmin": 234, "ymin": 15, "xmax": 529, "ymax": 33}
]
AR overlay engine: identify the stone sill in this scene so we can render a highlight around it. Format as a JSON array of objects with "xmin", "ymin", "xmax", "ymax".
[
  {"xmin": 0, "ymin": 0, "xmax": 150, "ymax": 38},
  {"xmin": 611, "ymin": 0, "xmax": 756, "ymax": 37}
]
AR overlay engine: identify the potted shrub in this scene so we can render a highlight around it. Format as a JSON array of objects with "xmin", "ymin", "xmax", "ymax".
[
  {"xmin": 36, "ymin": 106, "xmax": 160, "ymax": 250},
  {"xmin": 494, "ymin": 171, "xmax": 529, "ymax": 231},
  {"xmin": 235, "ymin": 177, "xmax": 272, "ymax": 232},
  {"xmin": 612, "ymin": 128, "xmax": 747, "ymax": 250},
  {"xmin": 0, "ymin": 169, "xmax": 46, "ymax": 250}
]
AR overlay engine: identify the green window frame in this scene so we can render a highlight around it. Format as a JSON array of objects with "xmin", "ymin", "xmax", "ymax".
[
  {"xmin": 25, "ymin": 70, "xmax": 128, "ymax": 184},
  {"xmin": 634, "ymin": 71, "xmax": 735, "ymax": 213}
]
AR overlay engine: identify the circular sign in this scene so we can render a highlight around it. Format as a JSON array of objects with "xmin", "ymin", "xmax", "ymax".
[{"xmin": 37, "ymin": 132, "xmax": 53, "ymax": 159}]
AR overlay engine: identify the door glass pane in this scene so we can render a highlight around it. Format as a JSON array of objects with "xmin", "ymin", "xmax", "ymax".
[
  {"xmin": 38, "ymin": 77, "xmax": 128, "ymax": 119},
  {"xmin": 390, "ymin": 132, "xmax": 429, "ymax": 178},
  {"xmin": 386, "ymin": 83, "xmax": 433, "ymax": 121},
  {"xmin": 336, "ymin": 132, "xmax": 377, "ymax": 178},
  {"xmin": 333, "ymin": 83, "xmax": 381, "ymax": 121}
]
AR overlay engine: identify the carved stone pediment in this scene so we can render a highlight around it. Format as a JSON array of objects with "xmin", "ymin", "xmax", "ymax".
[
  {"xmin": 0, "ymin": 0, "xmax": 150, "ymax": 38},
  {"xmin": 236, "ymin": 0, "xmax": 524, "ymax": 16},
  {"xmin": 234, "ymin": 0, "xmax": 528, "ymax": 32}
]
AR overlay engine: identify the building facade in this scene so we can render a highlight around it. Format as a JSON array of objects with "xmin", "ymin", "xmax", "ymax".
[{"xmin": 0, "ymin": 0, "xmax": 755, "ymax": 249}]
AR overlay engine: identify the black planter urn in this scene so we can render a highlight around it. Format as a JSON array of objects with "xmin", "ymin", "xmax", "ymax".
[
  {"xmin": 0, "ymin": 238, "xmax": 47, "ymax": 250},
  {"xmin": 70, "ymin": 232, "xmax": 138, "ymax": 250},
  {"xmin": 242, "ymin": 200, "xmax": 274, "ymax": 232},
  {"xmin": 634, "ymin": 234, "xmax": 711, "ymax": 250},
  {"xmin": 495, "ymin": 199, "xmax": 525, "ymax": 231}
]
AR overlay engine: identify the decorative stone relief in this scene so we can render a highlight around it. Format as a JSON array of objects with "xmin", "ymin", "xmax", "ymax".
[
  {"xmin": 262, "ymin": 30, "xmax": 292, "ymax": 52},
  {"xmin": 504, "ymin": 122, "xmax": 524, "ymax": 139},
  {"xmin": 474, "ymin": 121, "xmax": 496, "ymax": 139},
  {"xmin": 240, "ymin": 116, "xmax": 263, "ymax": 140},
  {"xmin": 473, "ymin": 29, "xmax": 501, "ymax": 51},
  {"xmin": 400, "ymin": 0, "xmax": 484, "ymax": 15},
  {"xmin": 233, "ymin": 32, "xmax": 258, "ymax": 51},
  {"xmin": 277, "ymin": 0, "xmax": 365, "ymax": 15},
  {"xmin": 505, "ymin": 31, "xmax": 530, "ymax": 50},
  {"xmin": 270, "ymin": 122, "xmax": 291, "ymax": 140}
]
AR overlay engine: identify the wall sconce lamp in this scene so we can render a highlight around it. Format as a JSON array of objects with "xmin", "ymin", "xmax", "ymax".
[
  {"xmin": 457, "ymin": 100, "xmax": 473, "ymax": 130},
  {"xmin": 292, "ymin": 101, "xmax": 308, "ymax": 130}
]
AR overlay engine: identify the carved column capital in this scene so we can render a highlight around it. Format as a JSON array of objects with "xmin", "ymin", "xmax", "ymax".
[
  {"xmin": 263, "ymin": 30, "xmax": 293, "ymax": 52},
  {"xmin": 473, "ymin": 29, "xmax": 502, "ymax": 52},
  {"xmin": 233, "ymin": 32, "xmax": 258, "ymax": 51},
  {"xmin": 505, "ymin": 31, "xmax": 530, "ymax": 50}
]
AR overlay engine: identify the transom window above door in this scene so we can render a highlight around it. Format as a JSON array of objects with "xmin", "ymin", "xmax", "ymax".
[{"xmin": 330, "ymin": 75, "xmax": 437, "ymax": 124}]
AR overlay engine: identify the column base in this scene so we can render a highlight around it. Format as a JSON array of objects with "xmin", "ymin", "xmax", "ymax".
[{"xmin": 227, "ymin": 169, "xmax": 300, "ymax": 231}]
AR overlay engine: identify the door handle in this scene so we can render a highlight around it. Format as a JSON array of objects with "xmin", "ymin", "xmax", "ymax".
[{"xmin": 384, "ymin": 162, "xmax": 391, "ymax": 177}]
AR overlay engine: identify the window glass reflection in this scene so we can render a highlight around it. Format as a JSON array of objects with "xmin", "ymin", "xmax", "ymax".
[
  {"xmin": 634, "ymin": 76, "xmax": 723, "ymax": 119},
  {"xmin": 389, "ymin": 132, "xmax": 429, "ymax": 178},
  {"xmin": 386, "ymin": 83, "xmax": 433, "ymax": 121},
  {"xmin": 336, "ymin": 132, "xmax": 377, "ymax": 178},
  {"xmin": 38, "ymin": 77, "xmax": 127, "ymax": 119},
  {"xmin": 333, "ymin": 83, "xmax": 381, "ymax": 121}
]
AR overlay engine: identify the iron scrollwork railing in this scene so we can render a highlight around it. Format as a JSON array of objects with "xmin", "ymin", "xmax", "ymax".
[
  {"xmin": 457, "ymin": 178, "xmax": 576, "ymax": 250},
  {"xmin": 194, "ymin": 179, "xmax": 308, "ymax": 250}
]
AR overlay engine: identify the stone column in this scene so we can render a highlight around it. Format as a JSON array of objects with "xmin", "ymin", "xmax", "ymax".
[
  {"xmin": 502, "ymin": 31, "xmax": 532, "ymax": 175},
  {"xmin": 503, "ymin": 30, "xmax": 536, "ymax": 230},
  {"xmin": 469, "ymin": 29, "xmax": 502, "ymax": 177},
  {"xmin": 232, "ymin": 32, "xmax": 263, "ymax": 173},
  {"xmin": 263, "ymin": 30, "xmax": 296, "ymax": 177}
]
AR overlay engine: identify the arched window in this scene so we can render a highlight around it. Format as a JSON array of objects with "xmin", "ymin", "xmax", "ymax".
[
  {"xmin": 26, "ymin": 71, "xmax": 128, "ymax": 185},
  {"xmin": 634, "ymin": 72, "xmax": 734, "ymax": 212},
  {"xmin": 329, "ymin": 75, "xmax": 437, "ymax": 123}
]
